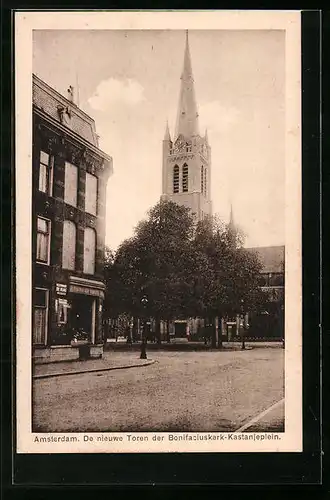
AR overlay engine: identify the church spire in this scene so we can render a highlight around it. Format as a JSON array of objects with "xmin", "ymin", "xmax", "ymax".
[
  {"xmin": 175, "ymin": 30, "xmax": 200, "ymax": 140},
  {"xmin": 164, "ymin": 120, "xmax": 171, "ymax": 141},
  {"xmin": 229, "ymin": 202, "xmax": 235, "ymax": 229}
]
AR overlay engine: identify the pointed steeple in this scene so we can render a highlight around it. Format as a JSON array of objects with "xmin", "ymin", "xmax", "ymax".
[
  {"xmin": 164, "ymin": 120, "xmax": 171, "ymax": 141},
  {"xmin": 229, "ymin": 202, "xmax": 235, "ymax": 229},
  {"xmin": 175, "ymin": 30, "xmax": 200, "ymax": 140}
]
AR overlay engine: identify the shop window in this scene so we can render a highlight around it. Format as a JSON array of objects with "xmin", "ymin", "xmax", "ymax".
[
  {"xmin": 84, "ymin": 227, "xmax": 96, "ymax": 275},
  {"xmin": 64, "ymin": 161, "xmax": 78, "ymax": 207},
  {"xmin": 33, "ymin": 288, "xmax": 49, "ymax": 345},
  {"xmin": 173, "ymin": 165, "xmax": 179, "ymax": 193},
  {"xmin": 56, "ymin": 298, "xmax": 70, "ymax": 325},
  {"xmin": 85, "ymin": 172, "xmax": 98, "ymax": 215},
  {"xmin": 182, "ymin": 163, "xmax": 188, "ymax": 192},
  {"xmin": 62, "ymin": 220, "xmax": 76, "ymax": 270},
  {"xmin": 38, "ymin": 150, "xmax": 54, "ymax": 195},
  {"xmin": 36, "ymin": 216, "xmax": 51, "ymax": 264}
]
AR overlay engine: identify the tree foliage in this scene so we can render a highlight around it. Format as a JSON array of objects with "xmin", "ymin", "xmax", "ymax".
[{"xmin": 104, "ymin": 200, "xmax": 264, "ymax": 333}]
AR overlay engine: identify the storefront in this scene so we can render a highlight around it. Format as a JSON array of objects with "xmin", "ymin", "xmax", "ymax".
[{"xmin": 52, "ymin": 276, "xmax": 105, "ymax": 346}]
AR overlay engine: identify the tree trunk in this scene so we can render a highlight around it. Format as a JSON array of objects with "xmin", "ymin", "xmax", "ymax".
[
  {"xmin": 132, "ymin": 317, "xmax": 138, "ymax": 342},
  {"xmin": 211, "ymin": 318, "xmax": 217, "ymax": 348},
  {"xmin": 166, "ymin": 320, "xmax": 171, "ymax": 343},
  {"xmin": 155, "ymin": 317, "xmax": 161, "ymax": 345},
  {"xmin": 217, "ymin": 316, "xmax": 223, "ymax": 349},
  {"xmin": 103, "ymin": 319, "xmax": 108, "ymax": 349}
]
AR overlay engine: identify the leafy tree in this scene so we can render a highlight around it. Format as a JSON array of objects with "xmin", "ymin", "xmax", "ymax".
[
  {"xmin": 193, "ymin": 215, "xmax": 263, "ymax": 346},
  {"xmin": 104, "ymin": 200, "xmax": 264, "ymax": 348},
  {"xmin": 104, "ymin": 200, "xmax": 199, "ymax": 343}
]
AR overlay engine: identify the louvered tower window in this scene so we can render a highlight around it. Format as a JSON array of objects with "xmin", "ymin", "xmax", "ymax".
[
  {"xmin": 173, "ymin": 165, "xmax": 179, "ymax": 193},
  {"xmin": 204, "ymin": 168, "xmax": 207, "ymax": 196},
  {"xmin": 182, "ymin": 163, "xmax": 188, "ymax": 192}
]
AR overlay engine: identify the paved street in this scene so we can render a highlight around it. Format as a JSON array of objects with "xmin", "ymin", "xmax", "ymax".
[{"xmin": 33, "ymin": 347, "xmax": 284, "ymax": 433}]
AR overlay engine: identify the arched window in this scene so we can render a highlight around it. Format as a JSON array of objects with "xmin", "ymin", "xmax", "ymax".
[
  {"xmin": 62, "ymin": 220, "xmax": 76, "ymax": 270},
  {"xmin": 204, "ymin": 168, "xmax": 207, "ymax": 196},
  {"xmin": 182, "ymin": 163, "xmax": 188, "ymax": 192},
  {"xmin": 173, "ymin": 165, "xmax": 179, "ymax": 193},
  {"xmin": 84, "ymin": 227, "xmax": 96, "ymax": 275},
  {"xmin": 201, "ymin": 165, "xmax": 204, "ymax": 194}
]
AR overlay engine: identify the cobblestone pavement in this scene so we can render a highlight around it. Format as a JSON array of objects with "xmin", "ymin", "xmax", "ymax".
[{"xmin": 33, "ymin": 347, "xmax": 284, "ymax": 433}]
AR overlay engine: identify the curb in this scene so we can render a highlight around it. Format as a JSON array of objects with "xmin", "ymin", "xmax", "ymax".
[{"xmin": 33, "ymin": 359, "xmax": 156, "ymax": 380}]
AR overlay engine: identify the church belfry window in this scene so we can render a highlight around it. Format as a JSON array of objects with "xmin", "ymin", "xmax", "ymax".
[
  {"xmin": 182, "ymin": 163, "xmax": 188, "ymax": 192},
  {"xmin": 201, "ymin": 165, "xmax": 204, "ymax": 194},
  {"xmin": 204, "ymin": 168, "xmax": 207, "ymax": 196},
  {"xmin": 173, "ymin": 165, "xmax": 179, "ymax": 193}
]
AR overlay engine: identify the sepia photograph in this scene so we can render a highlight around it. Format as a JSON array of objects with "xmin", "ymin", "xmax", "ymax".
[{"xmin": 15, "ymin": 11, "xmax": 302, "ymax": 453}]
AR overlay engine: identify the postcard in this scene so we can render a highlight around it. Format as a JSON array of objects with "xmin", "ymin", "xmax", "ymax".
[{"xmin": 15, "ymin": 10, "xmax": 302, "ymax": 453}]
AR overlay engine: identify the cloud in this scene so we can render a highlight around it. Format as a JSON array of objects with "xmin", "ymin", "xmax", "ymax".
[{"xmin": 88, "ymin": 77, "xmax": 146, "ymax": 111}]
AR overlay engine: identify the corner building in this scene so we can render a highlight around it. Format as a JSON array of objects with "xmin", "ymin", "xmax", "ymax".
[
  {"xmin": 32, "ymin": 74, "xmax": 113, "ymax": 362},
  {"xmin": 161, "ymin": 31, "xmax": 212, "ymax": 221}
]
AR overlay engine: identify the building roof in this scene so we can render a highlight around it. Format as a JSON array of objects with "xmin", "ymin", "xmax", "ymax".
[
  {"xmin": 245, "ymin": 245, "xmax": 285, "ymax": 274},
  {"xmin": 32, "ymin": 74, "xmax": 100, "ymax": 148}
]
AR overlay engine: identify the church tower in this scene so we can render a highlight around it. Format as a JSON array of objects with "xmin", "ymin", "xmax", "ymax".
[{"xmin": 161, "ymin": 31, "xmax": 212, "ymax": 221}]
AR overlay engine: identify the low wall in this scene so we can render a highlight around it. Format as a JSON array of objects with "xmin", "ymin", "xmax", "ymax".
[{"xmin": 33, "ymin": 344, "xmax": 104, "ymax": 364}]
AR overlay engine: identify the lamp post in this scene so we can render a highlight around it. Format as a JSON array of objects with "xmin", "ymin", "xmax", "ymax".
[
  {"xmin": 240, "ymin": 299, "xmax": 245, "ymax": 350},
  {"xmin": 140, "ymin": 294, "xmax": 148, "ymax": 360}
]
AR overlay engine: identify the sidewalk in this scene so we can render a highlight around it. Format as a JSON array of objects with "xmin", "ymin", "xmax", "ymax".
[{"xmin": 33, "ymin": 351, "xmax": 155, "ymax": 379}]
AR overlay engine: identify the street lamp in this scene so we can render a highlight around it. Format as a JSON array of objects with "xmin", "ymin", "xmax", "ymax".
[
  {"xmin": 240, "ymin": 299, "xmax": 245, "ymax": 350},
  {"xmin": 140, "ymin": 294, "xmax": 148, "ymax": 360}
]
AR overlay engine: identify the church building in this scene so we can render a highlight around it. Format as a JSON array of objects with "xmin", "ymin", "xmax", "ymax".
[
  {"xmin": 159, "ymin": 31, "xmax": 213, "ymax": 340},
  {"xmin": 161, "ymin": 31, "xmax": 212, "ymax": 222}
]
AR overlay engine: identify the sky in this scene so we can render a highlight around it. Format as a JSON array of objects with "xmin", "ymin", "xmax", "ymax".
[{"xmin": 33, "ymin": 29, "xmax": 285, "ymax": 251}]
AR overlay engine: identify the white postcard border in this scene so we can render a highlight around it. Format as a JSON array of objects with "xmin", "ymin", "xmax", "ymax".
[{"xmin": 15, "ymin": 10, "xmax": 302, "ymax": 454}]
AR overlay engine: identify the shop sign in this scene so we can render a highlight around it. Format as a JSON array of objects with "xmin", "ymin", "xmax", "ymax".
[
  {"xmin": 56, "ymin": 283, "xmax": 67, "ymax": 296},
  {"xmin": 70, "ymin": 284, "xmax": 104, "ymax": 298}
]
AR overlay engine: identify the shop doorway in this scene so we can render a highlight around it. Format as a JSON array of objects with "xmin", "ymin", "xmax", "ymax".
[{"xmin": 70, "ymin": 295, "xmax": 96, "ymax": 342}]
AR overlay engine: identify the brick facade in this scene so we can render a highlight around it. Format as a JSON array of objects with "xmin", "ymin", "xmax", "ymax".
[{"xmin": 32, "ymin": 74, "xmax": 113, "ymax": 358}]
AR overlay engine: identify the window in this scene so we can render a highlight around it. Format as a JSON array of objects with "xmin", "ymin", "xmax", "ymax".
[
  {"xmin": 36, "ymin": 217, "xmax": 51, "ymax": 264},
  {"xmin": 204, "ymin": 168, "xmax": 207, "ymax": 196},
  {"xmin": 62, "ymin": 220, "xmax": 76, "ymax": 270},
  {"xmin": 84, "ymin": 227, "xmax": 96, "ymax": 275},
  {"xmin": 56, "ymin": 298, "xmax": 70, "ymax": 325},
  {"xmin": 39, "ymin": 151, "xmax": 54, "ymax": 194},
  {"xmin": 173, "ymin": 165, "xmax": 179, "ymax": 193},
  {"xmin": 182, "ymin": 163, "xmax": 188, "ymax": 192},
  {"xmin": 64, "ymin": 162, "xmax": 78, "ymax": 207},
  {"xmin": 33, "ymin": 288, "xmax": 49, "ymax": 345},
  {"xmin": 85, "ymin": 172, "xmax": 98, "ymax": 215},
  {"xmin": 201, "ymin": 165, "xmax": 204, "ymax": 193}
]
